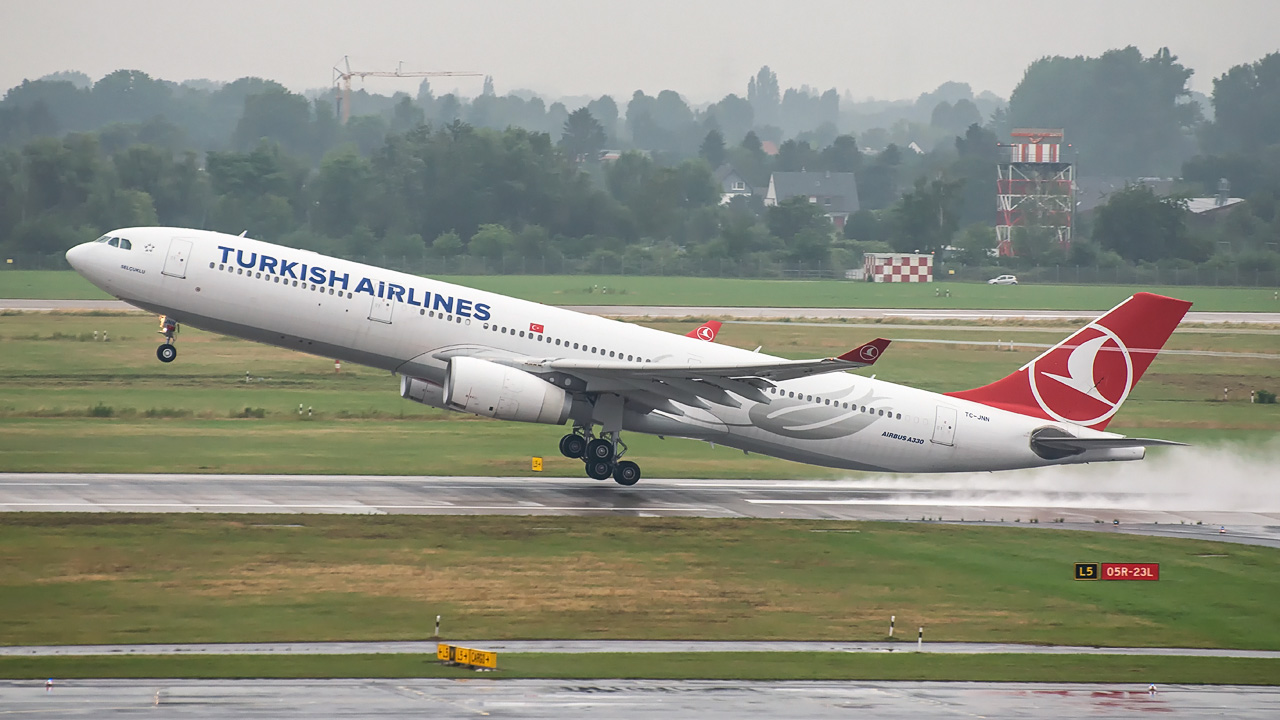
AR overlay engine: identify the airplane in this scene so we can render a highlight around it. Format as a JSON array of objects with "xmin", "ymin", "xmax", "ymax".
[{"xmin": 65, "ymin": 228, "xmax": 1190, "ymax": 486}]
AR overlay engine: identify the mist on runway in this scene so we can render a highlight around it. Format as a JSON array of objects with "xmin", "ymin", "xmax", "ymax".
[{"xmin": 841, "ymin": 441, "xmax": 1280, "ymax": 513}]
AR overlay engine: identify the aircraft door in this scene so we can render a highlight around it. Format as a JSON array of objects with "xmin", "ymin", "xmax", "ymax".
[
  {"xmin": 932, "ymin": 406, "xmax": 957, "ymax": 446},
  {"xmin": 368, "ymin": 296, "xmax": 394, "ymax": 324},
  {"xmin": 162, "ymin": 238, "xmax": 194, "ymax": 278}
]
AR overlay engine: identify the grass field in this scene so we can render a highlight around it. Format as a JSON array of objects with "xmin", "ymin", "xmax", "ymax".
[
  {"xmin": 2, "ymin": 515, "xmax": 1278, "ymax": 649},
  {"xmin": 3, "ymin": 653, "xmax": 1278, "ymax": 684},
  {"xmin": 0, "ymin": 312, "xmax": 1274, "ymax": 475},
  {"xmin": 2, "ymin": 269, "xmax": 1276, "ymax": 311}
]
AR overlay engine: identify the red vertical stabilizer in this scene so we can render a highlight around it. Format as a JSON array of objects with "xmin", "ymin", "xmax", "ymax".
[{"xmin": 945, "ymin": 293, "xmax": 1191, "ymax": 430}]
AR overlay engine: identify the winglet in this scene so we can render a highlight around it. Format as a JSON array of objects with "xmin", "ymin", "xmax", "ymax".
[
  {"xmin": 686, "ymin": 320, "xmax": 722, "ymax": 342},
  {"xmin": 837, "ymin": 338, "xmax": 890, "ymax": 365}
]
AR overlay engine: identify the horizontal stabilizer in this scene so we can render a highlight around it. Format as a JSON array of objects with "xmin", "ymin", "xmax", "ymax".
[{"xmin": 1032, "ymin": 436, "xmax": 1188, "ymax": 452}]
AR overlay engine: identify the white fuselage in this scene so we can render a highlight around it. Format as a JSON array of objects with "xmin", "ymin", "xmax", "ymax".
[{"xmin": 67, "ymin": 228, "xmax": 1140, "ymax": 473}]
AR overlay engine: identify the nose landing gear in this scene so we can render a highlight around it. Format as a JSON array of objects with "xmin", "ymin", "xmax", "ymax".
[{"xmin": 156, "ymin": 316, "xmax": 179, "ymax": 363}]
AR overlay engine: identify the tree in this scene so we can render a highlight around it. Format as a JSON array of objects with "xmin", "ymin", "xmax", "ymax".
[
  {"xmin": 775, "ymin": 140, "xmax": 817, "ymax": 172},
  {"xmin": 699, "ymin": 129, "xmax": 726, "ymax": 168},
  {"xmin": 390, "ymin": 96, "xmax": 425, "ymax": 135},
  {"xmin": 768, "ymin": 195, "xmax": 829, "ymax": 241},
  {"xmin": 468, "ymin": 223, "xmax": 516, "ymax": 261},
  {"xmin": 314, "ymin": 147, "xmax": 371, "ymax": 237},
  {"xmin": 747, "ymin": 66, "xmax": 780, "ymax": 127},
  {"xmin": 706, "ymin": 94, "xmax": 753, "ymax": 145},
  {"xmin": 431, "ymin": 230, "xmax": 463, "ymax": 257},
  {"xmin": 819, "ymin": 135, "xmax": 861, "ymax": 173},
  {"xmin": 893, "ymin": 177, "xmax": 963, "ymax": 253},
  {"xmin": 586, "ymin": 95, "xmax": 619, "ymax": 143},
  {"xmin": 1204, "ymin": 52, "xmax": 1280, "ymax": 153},
  {"xmin": 233, "ymin": 88, "xmax": 312, "ymax": 157},
  {"xmin": 1008, "ymin": 47, "xmax": 1199, "ymax": 176},
  {"xmin": 560, "ymin": 107, "xmax": 606, "ymax": 165},
  {"xmin": 1092, "ymin": 184, "xmax": 1205, "ymax": 262}
]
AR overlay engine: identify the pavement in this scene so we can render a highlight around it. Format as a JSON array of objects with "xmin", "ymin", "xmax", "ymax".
[
  {"xmin": 4, "ymin": 679, "xmax": 1278, "ymax": 718},
  {"xmin": 4, "ymin": 640, "xmax": 1280, "ymax": 658},
  {"xmin": 3, "ymin": 473, "xmax": 1279, "ymax": 547},
  {"xmin": 4, "ymin": 298, "xmax": 1279, "ymax": 324}
]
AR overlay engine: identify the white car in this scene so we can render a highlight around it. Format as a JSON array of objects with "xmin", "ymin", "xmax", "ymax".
[{"xmin": 988, "ymin": 274, "xmax": 1018, "ymax": 285}]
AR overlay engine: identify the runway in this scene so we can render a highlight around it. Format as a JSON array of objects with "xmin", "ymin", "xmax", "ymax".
[
  {"xmin": 5, "ymin": 640, "xmax": 1279, "ymax": 659},
  {"xmin": 4, "ymin": 299, "xmax": 1277, "ymax": 324},
  {"xmin": 4, "ymin": 679, "xmax": 1277, "ymax": 718},
  {"xmin": 4, "ymin": 472, "xmax": 1279, "ymax": 548}
]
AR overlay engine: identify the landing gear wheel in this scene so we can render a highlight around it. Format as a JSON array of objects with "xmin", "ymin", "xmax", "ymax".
[
  {"xmin": 586, "ymin": 460, "xmax": 614, "ymax": 481},
  {"xmin": 613, "ymin": 461, "xmax": 641, "ymax": 486},
  {"xmin": 559, "ymin": 434, "xmax": 587, "ymax": 459},
  {"xmin": 156, "ymin": 344, "xmax": 177, "ymax": 363},
  {"xmin": 586, "ymin": 438, "xmax": 614, "ymax": 462}
]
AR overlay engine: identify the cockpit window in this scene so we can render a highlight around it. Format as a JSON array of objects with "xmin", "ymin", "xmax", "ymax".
[
  {"xmin": 118, "ymin": 238, "xmax": 131, "ymax": 250},
  {"xmin": 94, "ymin": 235, "xmax": 110, "ymax": 243},
  {"xmin": 108, "ymin": 237, "xmax": 119, "ymax": 247}
]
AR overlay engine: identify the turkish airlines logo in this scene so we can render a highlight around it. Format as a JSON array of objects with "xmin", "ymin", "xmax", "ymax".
[
  {"xmin": 696, "ymin": 325, "xmax": 716, "ymax": 341},
  {"xmin": 858, "ymin": 345, "xmax": 880, "ymax": 362},
  {"xmin": 1028, "ymin": 323, "xmax": 1134, "ymax": 426}
]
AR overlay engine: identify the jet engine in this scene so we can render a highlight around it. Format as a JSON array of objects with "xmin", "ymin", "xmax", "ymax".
[
  {"xmin": 400, "ymin": 375, "xmax": 452, "ymax": 411},
  {"xmin": 442, "ymin": 356, "xmax": 572, "ymax": 425}
]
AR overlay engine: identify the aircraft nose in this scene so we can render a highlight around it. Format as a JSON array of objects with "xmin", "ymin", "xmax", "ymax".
[{"xmin": 65, "ymin": 243, "xmax": 90, "ymax": 272}]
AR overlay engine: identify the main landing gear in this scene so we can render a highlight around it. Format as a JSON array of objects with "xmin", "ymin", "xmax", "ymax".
[
  {"xmin": 156, "ymin": 316, "xmax": 179, "ymax": 363},
  {"xmin": 558, "ymin": 416, "xmax": 642, "ymax": 486}
]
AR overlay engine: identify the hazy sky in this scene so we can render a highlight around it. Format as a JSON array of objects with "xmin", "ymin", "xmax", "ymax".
[{"xmin": 4, "ymin": 0, "xmax": 1277, "ymax": 102}]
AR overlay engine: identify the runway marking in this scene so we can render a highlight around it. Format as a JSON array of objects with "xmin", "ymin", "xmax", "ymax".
[
  {"xmin": 0, "ymin": 483, "xmax": 90, "ymax": 486},
  {"xmin": 395, "ymin": 685, "xmax": 490, "ymax": 716},
  {"xmin": 0, "ymin": 502, "xmax": 722, "ymax": 513}
]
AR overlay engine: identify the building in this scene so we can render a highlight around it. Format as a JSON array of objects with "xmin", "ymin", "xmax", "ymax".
[
  {"xmin": 863, "ymin": 253, "xmax": 933, "ymax": 283},
  {"xmin": 713, "ymin": 165, "xmax": 753, "ymax": 205},
  {"xmin": 765, "ymin": 171, "xmax": 861, "ymax": 230}
]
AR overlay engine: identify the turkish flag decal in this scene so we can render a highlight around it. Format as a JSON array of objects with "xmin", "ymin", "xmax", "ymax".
[{"xmin": 529, "ymin": 323, "xmax": 545, "ymax": 333}]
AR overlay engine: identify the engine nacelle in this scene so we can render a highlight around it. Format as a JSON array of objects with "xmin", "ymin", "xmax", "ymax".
[
  {"xmin": 400, "ymin": 375, "xmax": 451, "ymax": 411},
  {"xmin": 444, "ymin": 356, "xmax": 572, "ymax": 425}
]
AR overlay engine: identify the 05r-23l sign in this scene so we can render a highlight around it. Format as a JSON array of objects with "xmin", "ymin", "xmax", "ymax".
[{"xmin": 1074, "ymin": 562, "xmax": 1160, "ymax": 581}]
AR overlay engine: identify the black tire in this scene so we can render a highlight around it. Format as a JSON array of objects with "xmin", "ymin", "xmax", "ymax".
[
  {"xmin": 613, "ymin": 461, "xmax": 641, "ymax": 486},
  {"xmin": 559, "ymin": 434, "xmax": 586, "ymax": 459},
  {"xmin": 157, "ymin": 344, "xmax": 177, "ymax": 363},
  {"xmin": 586, "ymin": 438, "xmax": 614, "ymax": 462},
  {"xmin": 586, "ymin": 460, "xmax": 613, "ymax": 480}
]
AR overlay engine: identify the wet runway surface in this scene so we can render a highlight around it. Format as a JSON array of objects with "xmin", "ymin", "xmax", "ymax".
[
  {"xmin": 5, "ymin": 299, "xmax": 1277, "ymax": 324},
  {"xmin": 3, "ymin": 473, "xmax": 1279, "ymax": 548},
  {"xmin": 5, "ymin": 679, "xmax": 1278, "ymax": 718}
]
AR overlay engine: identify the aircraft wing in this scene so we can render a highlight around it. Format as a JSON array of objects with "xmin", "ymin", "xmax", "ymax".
[{"xmin": 494, "ymin": 338, "xmax": 890, "ymax": 412}]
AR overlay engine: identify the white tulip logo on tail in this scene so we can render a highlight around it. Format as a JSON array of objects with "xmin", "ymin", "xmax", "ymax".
[{"xmin": 1027, "ymin": 322, "xmax": 1134, "ymax": 427}]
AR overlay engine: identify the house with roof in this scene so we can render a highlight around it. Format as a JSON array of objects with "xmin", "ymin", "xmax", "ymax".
[
  {"xmin": 764, "ymin": 171, "xmax": 860, "ymax": 229},
  {"xmin": 713, "ymin": 165, "xmax": 754, "ymax": 205}
]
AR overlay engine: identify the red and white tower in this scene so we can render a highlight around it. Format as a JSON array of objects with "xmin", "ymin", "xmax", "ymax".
[{"xmin": 996, "ymin": 129, "xmax": 1074, "ymax": 256}]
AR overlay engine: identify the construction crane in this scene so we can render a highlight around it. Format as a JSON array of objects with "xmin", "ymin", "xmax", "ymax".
[{"xmin": 332, "ymin": 56, "xmax": 483, "ymax": 124}]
